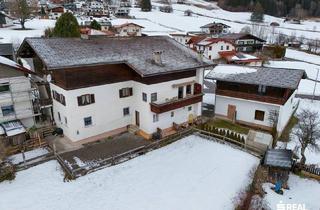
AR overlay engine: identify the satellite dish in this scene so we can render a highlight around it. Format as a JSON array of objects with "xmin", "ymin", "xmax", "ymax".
[{"xmin": 46, "ymin": 74, "xmax": 52, "ymax": 83}]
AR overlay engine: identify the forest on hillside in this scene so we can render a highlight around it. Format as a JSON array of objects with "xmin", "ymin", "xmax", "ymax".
[{"xmin": 217, "ymin": 0, "xmax": 320, "ymax": 18}]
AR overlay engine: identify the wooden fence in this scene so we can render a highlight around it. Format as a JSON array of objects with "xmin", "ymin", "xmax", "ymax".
[
  {"xmin": 56, "ymin": 128, "xmax": 195, "ymax": 179},
  {"xmin": 193, "ymin": 128, "xmax": 265, "ymax": 157}
]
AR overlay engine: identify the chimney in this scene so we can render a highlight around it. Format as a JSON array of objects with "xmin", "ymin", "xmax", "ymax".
[{"xmin": 153, "ymin": 51, "xmax": 163, "ymax": 65}]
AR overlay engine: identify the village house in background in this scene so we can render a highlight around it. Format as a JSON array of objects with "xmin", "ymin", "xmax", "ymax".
[
  {"xmin": 113, "ymin": 23, "xmax": 144, "ymax": 37},
  {"xmin": 206, "ymin": 65, "xmax": 306, "ymax": 136},
  {"xmin": 17, "ymin": 36, "xmax": 211, "ymax": 142},
  {"xmin": 221, "ymin": 33, "xmax": 266, "ymax": 53},
  {"xmin": 200, "ymin": 22, "xmax": 231, "ymax": 36},
  {"xmin": 0, "ymin": 56, "xmax": 37, "ymax": 146}
]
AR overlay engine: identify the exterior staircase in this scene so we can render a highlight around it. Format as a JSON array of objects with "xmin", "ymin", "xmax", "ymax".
[
  {"xmin": 128, "ymin": 125, "xmax": 139, "ymax": 134},
  {"xmin": 38, "ymin": 126, "xmax": 55, "ymax": 138}
]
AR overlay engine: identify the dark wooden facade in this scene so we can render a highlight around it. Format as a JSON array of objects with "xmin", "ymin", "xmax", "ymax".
[
  {"xmin": 150, "ymin": 94, "xmax": 203, "ymax": 114},
  {"xmin": 51, "ymin": 64, "xmax": 197, "ymax": 90},
  {"xmin": 216, "ymin": 81, "xmax": 293, "ymax": 105}
]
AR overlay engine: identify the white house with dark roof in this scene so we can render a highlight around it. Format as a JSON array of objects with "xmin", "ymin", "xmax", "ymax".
[
  {"xmin": 206, "ymin": 65, "xmax": 306, "ymax": 135},
  {"xmin": 17, "ymin": 36, "xmax": 212, "ymax": 142}
]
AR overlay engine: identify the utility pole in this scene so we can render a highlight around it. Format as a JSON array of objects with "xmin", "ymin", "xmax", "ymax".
[{"xmin": 312, "ymin": 68, "xmax": 319, "ymax": 102}]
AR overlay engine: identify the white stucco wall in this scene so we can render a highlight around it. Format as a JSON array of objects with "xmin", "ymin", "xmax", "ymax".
[
  {"xmin": 50, "ymin": 69, "xmax": 204, "ymax": 141},
  {"xmin": 202, "ymin": 41, "xmax": 235, "ymax": 60},
  {"xmin": 277, "ymin": 91, "xmax": 298, "ymax": 133},
  {"xmin": 117, "ymin": 25, "xmax": 142, "ymax": 36},
  {"xmin": 215, "ymin": 95, "xmax": 280, "ymax": 128}
]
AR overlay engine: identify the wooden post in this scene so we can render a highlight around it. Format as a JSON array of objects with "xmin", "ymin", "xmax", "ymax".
[
  {"xmin": 312, "ymin": 69, "xmax": 319, "ymax": 102},
  {"xmin": 22, "ymin": 150, "xmax": 26, "ymax": 165},
  {"xmin": 53, "ymin": 143, "xmax": 56, "ymax": 156}
]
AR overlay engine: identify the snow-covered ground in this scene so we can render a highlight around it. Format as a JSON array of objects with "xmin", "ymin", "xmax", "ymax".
[
  {"xmin": 0, "ymin": 18, "xmax": 55, "ymax": 45},
  {"xmin": 263, "ymin": 174, "xmax": 320, "ymax": 210},
  {"xmin": 0, "ymin": 135, "xmax": 259, "ymax": 210},
  {"xmin": 8, "ymin": 148, "xmax": 49, "ymax": 165},
  {"xmin": 265, "ymin": 60, "xmax": 320, "ymax": 95},
  {"xmin": 286, "ymin": 48, "xmax": 320, "ymax": 66},
  {"xmin": 285, "ymin": 99, "xmax": 320, "ymax": 167}
]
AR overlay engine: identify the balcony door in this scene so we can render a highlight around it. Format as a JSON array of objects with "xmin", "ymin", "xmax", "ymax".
[
  {"xmin": 178, "ymin": 87, "xmax": 184, "ymax": 99},
  {"xmin": 135, "ymin": 111, "xmax": 140, "ymax": 127}
]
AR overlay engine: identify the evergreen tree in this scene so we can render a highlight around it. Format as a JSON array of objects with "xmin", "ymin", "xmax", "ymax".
[
  {"xmin": 141, "ymin": 0, "xmax": 152, "ymax": 12},
  {"xmin": 53, "ymin": 13, "xmax": 80, "ymax": 38},
  {"xmin": 250, "ymin": 2, "xmax": 264, "ymax": 22},
  {"xmin": 90, "ymin": 20, "xmax": 101, "ymax": 30},
  {"xmin": 40, "ymin": 6, "xmax": 46, "ymax": 16}
]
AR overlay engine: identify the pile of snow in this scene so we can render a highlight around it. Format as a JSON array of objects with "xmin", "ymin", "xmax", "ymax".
[
  {"xmin": 263, "ymin": 174, "xmax": 320, "ymax": 210},
  {"xmin": 8, "ymin": 148, "xmax": 49, "ymax": 165},
  {"xmin": 0, "ymin": 135, "xmax": 259, "ymax": 210}
]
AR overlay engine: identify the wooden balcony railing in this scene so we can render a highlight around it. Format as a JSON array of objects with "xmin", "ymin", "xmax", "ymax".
[
  {"xmin": 150, "ymin": 94, "xmax": 203, "ymax": 114},
  {"xmin": 216, "ymin": 89, "xmax": 286, "ymax": 105}
]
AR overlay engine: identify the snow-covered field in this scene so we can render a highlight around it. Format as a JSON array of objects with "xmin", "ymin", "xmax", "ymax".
[
  {"xmin": 0, "ymin": 135, "xmax": 259, "ymax": 210},
  {"xmin": 0, "ymin": 19, "xmax": 55, "ymax": 45},
  {"xmin": 263, "ymin": 174, "xmax": 320, "ymax": 210}
]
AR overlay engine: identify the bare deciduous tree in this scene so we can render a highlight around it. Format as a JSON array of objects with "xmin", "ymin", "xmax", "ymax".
[
  {"xmin": 293, "ymin": 109, "xmax": 320, "ymax": 166},
  {"xmin": 8, "ymin": 0, "xmax": 36, "ymax": 29}
]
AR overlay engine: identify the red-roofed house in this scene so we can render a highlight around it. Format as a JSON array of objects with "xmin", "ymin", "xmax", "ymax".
[
  {"xmin": 113, "ymin": 23, "xmax": 144, "ymax": 37},
  {"xmin": 219, "ymin": 51, "xmax": 262, "ymax": 66}
]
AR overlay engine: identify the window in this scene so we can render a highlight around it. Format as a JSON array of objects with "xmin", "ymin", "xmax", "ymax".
[
  {"xmin": 78, "ymin": 94, "xmax": 95, "ymax": 106},
  {"xmin": 1, "ymin": 105, "xmax": 14, "ymax": 116},
  {"xmin": 151, "ymin": 93, "xmax": 157, "ymax": 102},
  {"xmin": 123, "ymin": 107, "xmax": 130, "ymax": 116},
  {"xmin": 186, "ymin": 84, "xmax": 192, "ymax": 95},
  {"xmin": 258, "ymin": 85, "xmax": 267, "ymax": 94},
  {"xmin": 226, "ymin": 45, "xmax": 230, "ymax": 50},
  {"xmin": 254, "ymin": 110, "xmax": 265, "ymax": 121},
  {"xmin": 142, "ymin": 92, "xmax": 147, "ymax": 102},
  {"xmin": 209, "ymin": 55, "xmax": 211, "ymax": 60},
  {"xmin": 220, "ymin": 46, "xmax": 224, "ymax": 50},
  {"xmin": 209, "ymin": 46, "xmax": 212, "ymax": 51},
  {"xmin": 188, "ymin": 106, "xmax": 192, "ymax": 111},
  {"xmin": 84, "ymin": 116, "xmax": 92, "ymax": 126},
  {"xmin": 178, "ymin": 86, "xmax": 184, "ymax": 99},
  {"xmin": 58, "ymin": 112, "xmax": 61, "ymax": 121},
  {"xmin": 52, "ymin": 90, "xmax": 66, "ymax": 106},
  {"xmin": 153, "ymin": 114, "xmax": 159, "ymax": 122},
  {"xmin": 0, "ymin": 84, "xmax": 9, "ymax": 92},
  {"xmin": 171, "ymin": 111, "xmax": 174, "ymax": 117},
  {"xmin": 119, "ymin": 87, "xmax": 133, "ymax": 98},
  {"xmin": 64, "ymin": 116, "xmax": 67, "ymax": 124}
]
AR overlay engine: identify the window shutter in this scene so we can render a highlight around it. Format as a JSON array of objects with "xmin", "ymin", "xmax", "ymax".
[
  {"xmin": 119, "ymin": 89, "xmax": 123, "ymax": 98},
  {"xmin": 91, "ymin": 94, "xmax": 95, "ymax": 103},
  {"xmin": 129, "ymin": 88, "xmax": 133, "ymax": 96},
  {"xmin": 77, "ymin": 96, "xmax": 82, "ymax": 106}
]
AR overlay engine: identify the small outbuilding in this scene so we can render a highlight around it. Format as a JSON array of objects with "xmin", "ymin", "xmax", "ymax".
[{"xmin": 263, "ymin": 149, "xmax": 293, "ymax": 187}]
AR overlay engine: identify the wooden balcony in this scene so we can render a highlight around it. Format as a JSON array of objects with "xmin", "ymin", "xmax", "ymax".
[
  {"xmin": 150, "ymin": 94, "xmax": 203, "ymax": 114},
  {"xmin": 216, "ymin": 89, "xmax": 286, "ymax": 105}
]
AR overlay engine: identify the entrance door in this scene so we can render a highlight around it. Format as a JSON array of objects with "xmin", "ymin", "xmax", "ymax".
[
  {"xmin": 227, "ymin": 105, "xmax": 236, "ymax": 121},
  {"xmin": 135, "ymin": 111, "xmax": 140, "ymax": 127}
]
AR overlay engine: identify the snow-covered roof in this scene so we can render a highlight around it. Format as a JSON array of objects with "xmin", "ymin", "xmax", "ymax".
[
  {"xmin": 1, "ymin": 120, "xmax": 26, "ymax": 137},
  {"xmin": 206, "ymin": 65, "xmax": 306, "ymax": 89},
  {"xmin": 0, "ymin": 56, "xmax": 34, "ymax": 74},
  {"xmin": 264, "ymin": 149, "xmax": 293, "ymax": 169},
  {"xmin": 200, "ymin": 22, "xmax": 230, "ymax": 29},
  {"xmin": 19, "ymin": 36, "xmax": 212, "ymax": 76}
]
